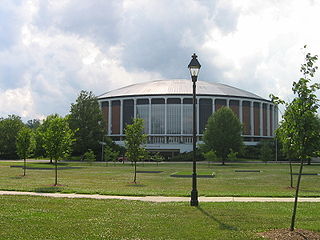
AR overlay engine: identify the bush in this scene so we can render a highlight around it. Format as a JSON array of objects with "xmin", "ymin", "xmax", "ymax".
[
  {"xmin": 83, "ymin": 149, "xmax": 96, "ymax": 164},
  {"xmin": 170, "ymin": 151, "xmax": 204, "ymax": 162}
]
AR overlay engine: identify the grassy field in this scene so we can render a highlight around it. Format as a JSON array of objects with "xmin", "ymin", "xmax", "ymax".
[
  {"xmin": 0, "ymin": 195, "xmax": 319, "ymax": 239},
  {"xmin": 0, "ymin": 161, "xmax": 320, "ymax": 197}
]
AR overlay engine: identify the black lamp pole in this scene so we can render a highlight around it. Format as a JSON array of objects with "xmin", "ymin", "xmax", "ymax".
[{"xmin": 188, "ymin": 53, "xmax": 201, "ymax": 207}]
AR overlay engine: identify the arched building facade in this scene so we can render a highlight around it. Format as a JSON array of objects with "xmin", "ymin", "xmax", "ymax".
[{"xmin": 98, "ymin": 79, "xmax": 278, "ymax": 153}]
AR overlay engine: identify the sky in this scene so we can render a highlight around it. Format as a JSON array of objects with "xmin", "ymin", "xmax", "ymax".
[{"xmin": 1, "ymin": 0, "xmax": 320, "ymax": 121}]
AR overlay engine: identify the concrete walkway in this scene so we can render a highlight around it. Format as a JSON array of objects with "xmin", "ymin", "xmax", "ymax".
[{"xmin": 1, "ymin": 191, "xmax": 320, "ymax": 203}]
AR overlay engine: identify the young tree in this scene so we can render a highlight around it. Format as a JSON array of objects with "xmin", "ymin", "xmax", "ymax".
[
  {"xmin": 43, "ymin": 116, "xmax": 74, "ymax": 186},
  {"xmin": 124, "ymin": 118, "xmax": 147, "ymax": 183},
  {"xmin": 203, "ymin": 107, "xmax": 243, "ymax": 165},
  {"xmin": 83, "ymin": 149, "xmax": 96, "ymax": 165},
  {"xmin": 270, "ymin": 47, "xmax": 320, "ymax": 231},
  {"xmin": 203, "ymin": 150, "xmax": 218, "ymax": 167},
  {"xmin": 104, "ymin": 145, "xmax": 119, "ymax": 166},
  {"xmin": 33, "ymin": 114, "xmax": 60, "ymax": 162},
  {"xmin": 259, "ymin": 140, "xmax": 274, "ymax": 163},
  {"xmin": 16, "ymin": 127, "xmax": 34, "ymax": 176},
  {"xmin": 68, "ymin": 90, "xmax": 105, "ymax": 159},
  {"xmin": 0, "ymin": 115, "xmax": 25, "ymax": 159}
]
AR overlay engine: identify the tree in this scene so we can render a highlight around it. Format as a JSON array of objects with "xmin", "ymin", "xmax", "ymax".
[
  {"xmin": 33, "ymin": 114, "xmax": 60, "ymax": 162},
  {"xmin": 26, "ymin": 119, "xmax": 41, "ymax": 129},
  {"xmin": 203, "ymin": 150, "xmax": 218, "ymax": 167},
  {"xmin": 16, "ymin": 127, "xmax": 34, "ymax": 176},
  {"xmin": 203, "ymin": 107, "xmax": 243, "ymax": 165},
  {"xmin": 124, "ymin": 118, "xmax": 147, "ymax": 183},
  {"xmin": 83, "ymin": 149, "xmax": 96, "ymax": 165},
  {"xmin": 68, "ymin": 90, "xmax": 105, "ymax": 159},
  {"xmin": 270, "ymin": 47, "xmax": 320, "ymax": 231},
  {"xmin": 0, "ymin": 115, "xmax": 25, "ymax": 159},
  {"xmin": 150, "ymin": 152, "xmax": 164, "ymax": 166},
  {"xmin": 43, "ymin": 116, "xmax": 74, "ymax": 186},
  {"xmin": 259, "ymin": 140, "xmax": 274, "ymax": 163},
  {"xmin": 104, "ymin": 145, "xmax": 119, "ymax": 166}
]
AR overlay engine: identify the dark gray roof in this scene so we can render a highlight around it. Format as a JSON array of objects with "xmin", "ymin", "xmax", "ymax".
[{"xmin": 98, "ymin": 79, "xmax": 266, "ymax": 100}]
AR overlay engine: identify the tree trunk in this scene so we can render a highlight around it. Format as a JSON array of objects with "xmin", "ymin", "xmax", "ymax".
[
  {"xmin": 307, "ymin": 158, "xmax": 311, "ymax": 165},
  {"xmin": 290, "ymin": 157, "xmax": 305, "ymax": 231},
  {"xmin": 54, "ymin": 158, "xmax": 58, "ymax": 186},
  {"xmin": 50, "ymin": 157, "xmax": 53, "ymax": 164},
  {"xmin": 133, "ymin": 160, "xmax": 137, "ymax": 183},
  {"xmin": 289, "ymin": 159, "xmax": 293, "ymax": 188},
  {"xmin": 23, "ymin": 157, "xmax": 26, "ymax": 176}
]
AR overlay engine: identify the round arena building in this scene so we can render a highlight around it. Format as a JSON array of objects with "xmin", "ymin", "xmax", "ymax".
[{"xmin": 98, "ymin": 79, "xmax": 278, "ymax": 154}]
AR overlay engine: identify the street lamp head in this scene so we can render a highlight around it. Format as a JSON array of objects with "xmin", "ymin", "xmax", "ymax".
[{"xmin": 188, "ymin": 53, "xmax": 201, "ymax": 79}]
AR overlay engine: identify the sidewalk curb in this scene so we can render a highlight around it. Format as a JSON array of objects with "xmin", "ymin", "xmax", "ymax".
[{"xmin": 1, "ymin": 191, "xmax": 320, "ymax": 202}]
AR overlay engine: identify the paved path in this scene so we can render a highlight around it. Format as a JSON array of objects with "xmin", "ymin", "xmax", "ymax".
[{"xmin": 1, "ymin": 191, "xmax": 320, "ymax": 203}]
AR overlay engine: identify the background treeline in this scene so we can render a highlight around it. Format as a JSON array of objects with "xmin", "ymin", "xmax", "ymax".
[{"xmin": 0, "ymin": 90, "xmax": 124, "ymax": 161}]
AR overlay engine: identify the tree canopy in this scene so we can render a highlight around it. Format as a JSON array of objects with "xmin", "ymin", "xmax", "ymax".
[
  {"xmin": 0, "ymin": 115, "xmax": 25, "ymax": 159},
  {"xmin": 124, "ymin": 118, "xmax": 147, "ymax": 183},
  {"xmin": 203, "ymin": 107, "xmax": 243, "ymax": 165},
  {"xmin": 16, "ymin": 127, "xmax": 34, "ymax": 176},
  {"xmin": 270, "ymin": 47, "xmax": 320, "ymax": 231},
  {"xmin": 68, "ymin": 90, "xmax": 105, "ymax": 158},
  {"xmin": 43, "ymin": 116, "xmax": 75, "ymax": 185}
]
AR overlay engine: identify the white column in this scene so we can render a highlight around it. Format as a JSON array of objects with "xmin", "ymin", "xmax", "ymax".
[
  {"xmin": 108, "ymin": 100, "xmax": 112, "ymax": 135},
  {"xmin": 250, "ymin": 101, "xmax": 254, "ymax": 136},
  {"xmin": 164, "ymin": 97, "xmax": 167, "ymax": 135},
  {"xmin": 133, "ymin": 98, "xmax": 137, "ymax": 119},
  {"xmin": 148, "ymin": 98, "xmax": 152, "ymax": 134},
  {"xmin": 239, "ymin": 100, "xmax": 243, "ymax": 124},
  {"xmin": 227, "ymin": 98, "xmax": 230, "ymax": 108},
  {"xmin": 267, "ymin": 104, "xmax": 271, "ymax": 136},
  {"xmin": 212, "ymin": 98, "xmax": 215, "ymax": 113},
  {"xmin": 180, "ymin": 98, "xmax": 183, "ymax": 134},
  {"xmin": 274, "ymin": 105, "xmax": 279, "ymax": 131},
  {"xmin": 120, "ymin": 99, "xmax": 123, "ymax": 135},
  {"xmin": 260, "ymin": 102, "xmax": 263, "ymax": 136}
]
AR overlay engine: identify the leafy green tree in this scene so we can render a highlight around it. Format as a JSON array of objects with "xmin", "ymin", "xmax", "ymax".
[
  {"xmin": 26, "ymin": 119, "xmax": 41, "ymax": 129},
  {"xmin": 83, "ymin": 149, "xmax": 96, "ymax": 165},
  {"xmin": 203, "ymin": 150, "xmax": 218, "ymax": 167},
  {"xmin": 150, "ymin": 152, "xmax": 164, "ymax": 166},
  {"xmin": 33, "ymin": 114, "xmax": 60, "ymax": 162},
  {"xmin": 0, "ymin": 115, "xmax": 25, "ymax": 159},
  {"xmin": 104, "ymin": 145, "xmax": 119, "ymax": 166},
  {"xmin": 270, "ymin": 47, "xmax": 320, "ymax": 231},
  {"xmin": 259, "ymin": 140, "xmax": 274, "ymax": 163},
  {"xmin": 124, "ymin": 118, "xmax": 147, "ymax": 183},
  {"xmin": 227, "ymin": 149, "xmax": 238, "ymax": 162},
  {"xmin": 68, "ymin": 90, "xmax": 105, "ymax": 159},
  {"xmin": 203, "ymin": 107, "xmax": 243, "ymax": 165},
  {"xmin": 43, "ymin": 116, "xmax": 74, "ymax": 186},
  {"xmin": 16, "ymin": 127, "xmax": 35, "ymax": 176}
]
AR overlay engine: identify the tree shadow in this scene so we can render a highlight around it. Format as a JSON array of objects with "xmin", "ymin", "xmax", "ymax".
[
  {"xmin": 34, "ymin": 186, "xmax": 63, "ymax": 193},
  {"xmin": 197, "ymin": 206, "xmax": 238, "ymax": 231}
]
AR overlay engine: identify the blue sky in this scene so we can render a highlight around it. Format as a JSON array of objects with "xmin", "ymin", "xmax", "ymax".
[{"xmin": 1, "ymin": 0, "xmax": 320, "ymax": 121}]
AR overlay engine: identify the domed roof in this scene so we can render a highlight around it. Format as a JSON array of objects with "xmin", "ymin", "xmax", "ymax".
[{"xmin": 98, "ymin": 79, "xmax": 266, "ymax": 101}]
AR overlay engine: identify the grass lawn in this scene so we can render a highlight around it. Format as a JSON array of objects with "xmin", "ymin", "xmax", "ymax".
[
  {"xmin": 0, "ymin": 161, "xmax": 320, "ymax": 197},
  {"xmin": 0, "ymin": 195, "xmax": 319, "ymax": 239}
]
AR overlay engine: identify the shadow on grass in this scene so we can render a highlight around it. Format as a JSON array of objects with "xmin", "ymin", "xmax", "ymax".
[
  {"xmin": 9, "ymin": 176, "xmax": 24, "ymax": 179},
  {"xmin": 197, "ymin": 207, "xmax": 238, "ymax": 231},
  {"xmin": 126, "ymin": 183, "xmax": 146, "ymax": 187},
  {"xmin": 34, "ymin": 186, "xmax": 63, "ymax": 193}
]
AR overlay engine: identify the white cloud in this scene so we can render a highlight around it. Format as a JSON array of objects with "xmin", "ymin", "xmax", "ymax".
[{"xmin": 1, "ymin": 0, "xmax": 320, "ymax": 121}]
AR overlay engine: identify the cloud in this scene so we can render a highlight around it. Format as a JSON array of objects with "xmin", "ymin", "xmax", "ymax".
[{"xmin": 0, "ymin": 0, "xmax": 320, "ymax": 121}]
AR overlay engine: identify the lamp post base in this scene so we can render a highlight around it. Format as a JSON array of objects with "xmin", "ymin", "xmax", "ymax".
[{"xmin": 190, "ymin": 189, "xmax": 199, "ymax": 206}]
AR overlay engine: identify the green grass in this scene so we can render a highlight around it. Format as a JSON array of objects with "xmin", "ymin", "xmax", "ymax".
[
  {"xmin": 1, "ymin": 161, "xmax": 320, "ymax": 197},
  {"xmin": 0, "ymin": 195, "xmax": 319, "ymax": 239}
]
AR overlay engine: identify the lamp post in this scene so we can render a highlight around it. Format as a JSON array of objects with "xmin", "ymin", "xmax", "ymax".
[{"xmin": 188, "ymin": 53, "xmax": 201, "ymax": 207}]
